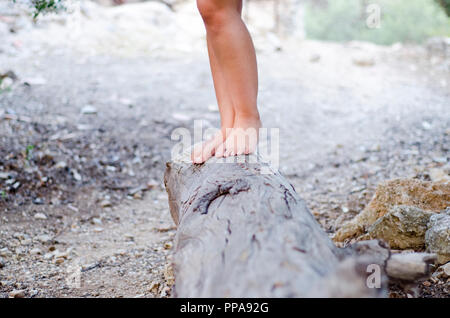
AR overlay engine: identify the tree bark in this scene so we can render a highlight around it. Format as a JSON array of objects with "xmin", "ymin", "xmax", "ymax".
[
  {"xmin": 348, "ymin": 240, "xmax": 437, "ymax": 282},
  {"xmin": 164, "ymin": 155, "xmax": 389, "ymax": 297}
]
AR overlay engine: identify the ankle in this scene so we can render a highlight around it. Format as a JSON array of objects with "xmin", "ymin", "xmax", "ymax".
[{"xmin": 234, "ymin": 111, "xmax": 261, "ymax": 124}]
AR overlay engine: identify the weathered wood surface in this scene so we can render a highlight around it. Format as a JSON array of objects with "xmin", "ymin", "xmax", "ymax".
[
  {"xmin": 348, "ymin": 240, "xmax": 437, "ymax": 282},
  {"xmin": 164, "ymin": 155, "xmax": 388, "ymax": 297}
]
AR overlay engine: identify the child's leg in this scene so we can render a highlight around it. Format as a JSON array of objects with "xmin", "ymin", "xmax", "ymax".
[
  {"xmin": 191, "ymin": 33, "xmax": 235, "ymax": 163},
  {"xmin": 193, "ymin": 0, "xmax": 261, "ymax": 163}
]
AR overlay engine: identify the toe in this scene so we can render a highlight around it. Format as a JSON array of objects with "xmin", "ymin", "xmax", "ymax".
[
  {"xmin": 215, "ymin": 143, "xmax": 225, "ymax": 158},
  {"xmin": 225, "ymin": 147, "xmax": 234, "ymax": 157},
  {"xmin": 201, "ymin": 142, "xmax": 215, "ymax": 162},
  {"xmin": 236, "ymin": 143, "xmax": 246, "ymax": 156}
]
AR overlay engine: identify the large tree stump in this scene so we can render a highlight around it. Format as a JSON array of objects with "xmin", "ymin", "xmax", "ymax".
[{"xmin": 164, "ymin": 155, "xmax": 392, "ymax": 297}]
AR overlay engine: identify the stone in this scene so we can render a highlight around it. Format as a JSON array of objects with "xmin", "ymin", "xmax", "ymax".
[
  {"xmin": 36, "ymin": 234, "xmax": 53, "ymax": 244},
  {"xmin": 440, "ymin": 262, "xmax": 450, "ymax": 277},
  {"xmin": 335, "ymin": 179, "xmax": 450, "ymax": 242},
  {"xmin": 92, "ymin": 217, "xmax": 102, "ymax": 225},
  {"xmin": 0, "ymin": 247, "xmax": 11, "ymax": 257},
  {"xmin": 34, "ymin": 213, "xmax": 47, "ymax": 220},
  {"xmin": 81, "ymin": 105, "xmax": 97, "ymax": 115},
  {"xmin": 425, "ymin": 210, "xmax": 450, "ymax": 264},
  {"xmin": 0, "ymin": 77, "xmax": 13, "ymax": 90},
  {"xmin": 30, "ymin": 248, "xmax": 42, "ymax": 255},
  {"xmin": 352, "ymin": 55, "xmax": 375, "ymax": 67},
  {"xmin": 428, "ymin": 168, "xmax": 450, "ymax": 183},
  {"xmin": 164, "ymin": 242, "xmax": 173, "ymax": 250},
  {"xmin": 0, "ymin": 256, "xmax": 5, "ymax": 268},
  {"xmin": 149, "ymin": 282, "xmax": 160, "ymax": 294},
  {"xmin": 362, "ymin": 206, "xmax": 433, "ymax": 249},
  {"xmin": 9, "ymin": 290, "xmax": 25, "ymax": 298},
  {"xmin": 100, "ymin": 200, "xmax": 111, "ymax": 208}
]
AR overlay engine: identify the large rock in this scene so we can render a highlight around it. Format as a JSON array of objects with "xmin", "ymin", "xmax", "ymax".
[
  {"xmin": 361, "ymin": 206, "xmax": 433, "ymax": 249},
  {"xmin": 334, "ymin": 179, "xmax": 450, "ymax": 242},
  {"xmin": 426, "ymin": 209, "xmax": 450, "ymax": 264}
]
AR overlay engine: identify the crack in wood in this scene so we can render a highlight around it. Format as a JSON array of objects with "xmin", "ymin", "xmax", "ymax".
[{"xmin": 192, "ymin": 179, "xmax": 250, "ymax": 215}]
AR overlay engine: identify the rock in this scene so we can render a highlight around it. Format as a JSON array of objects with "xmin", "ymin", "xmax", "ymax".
[
  {"xmin": 9, "ymin": 290, "xmax": 25, "ymax": 298},
  {"xmin": 33, "ymin": 198, "xmax": 45, "ymax": 205},
  {"xmin": 43, "ymin": 252, "xmax": 55, "ymax": 260},
  {"xmin": 426, "ymin": 36, "xmax": 450, "ymax": 58},
  {"xmin": 440, "ymin": 262, "xmax": 450, "ymax": 277},
  {"xmin": 12, "ymin": 181, "xmax": 21, "ymax": 190},
  {"xmin": 334, "ymin": 179, "xmax": 450, "ymax": 242},
  {"xmin": 352, "ymin": 55, "xmax": 375, "ymax": 67},
  {"xmin": 92, "ymin": 217, "xmax": 102, "ymax": 225},
  {"xmin": 81, "ymin": 105, "xmax": 97, "ymax": 115},
  {"xmin": 133, "ymin": 191, "xmax": 142, "ymax": 200},
  {"xmin": 172, "ymin": 112, "xmax": 191, "ymax": 122},
  {"xmin": 0, "ymin": 256, "xmax": 5, "ymax": 268},
  {"xmin": 100, "ymin": 200, "xmax": 111, "ymax": 208},
  {"xmin": 30, "ymin": 248, "xmax": 42, "ymax": 255},
  {"xmin": 147, "ymin": 179, "xmax": 160, "ymax": 189},
  {"xmin": 53, "ymin": 161, "xmax": 67, "ymax": 169},
  {"xmin": 34, "ymin": 213, "xmax": 47, "ymax": 220},
  {"xmin": 20, "ymin": 239, "xmax": 32, "ymax": 246},
  {"xmin": 421, "ymin": 121, "xmax": 432, "ymax": 130},
  {"xmin": 0, "ymin": 172, "xmax": 10, "ymax": 179},
  {"xmin": 426, "ymin": 210, "xmax": 450, "ymax": 264},
  {"xmin": 361, "ymin": 206, "xmax": 433, "ymax": 249},
  {"xmin": 149, "ymin": 282, "xmax": 160, "ymax": 294},
  {"xmin": 0, "ymin": 247, "xmax": 11, "ymax": 257},
  {"xmin": 35, "ymin": 234, "xmax": 53, "ymax": 244},
  {"xmin": 72, "ymin": 169, "xmax": 82, "ymax": 181},
  {"xmin": 428, "ymin": 167, "xmax": 450, "ymax": 183},
  {"xmin": 0, "ymin": 77, "xmax": 13, "ymax": 90},
  {"xmin": 164, "ymin": 242, "xmax": 173, "ymax": 250},
  {"xmin": 309, "ymin": 53, "xmax": 321, "ymax": 63}
]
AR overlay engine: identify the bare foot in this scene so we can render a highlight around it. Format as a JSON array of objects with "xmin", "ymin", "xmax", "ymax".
[
  {"xmin": 215, "ymin": 116, "xmax": 262, "ymax": 158},
  {"xmin": 191, "ymin": 130, "xmax": 225, "ymax": 164}
]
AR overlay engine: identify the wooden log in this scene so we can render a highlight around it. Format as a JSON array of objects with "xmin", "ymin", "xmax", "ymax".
[
  {"xmin": 386, "ymin": 253, "xmax": 436, "ymax": 282},
  {"xmin": 347, "ymin": 240, "xmax": 437, "ymax": 282},
  {"xmin": 164, "ymin": 155, "xmax": 387, "ymax": 297}
]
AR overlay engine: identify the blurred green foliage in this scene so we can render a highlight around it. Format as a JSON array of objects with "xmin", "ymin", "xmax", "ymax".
[
  {"xmin": 436, "ymin": 0, "xmax": 450, "ymax": 16},
  {"xmin": 12, "ymin": 0, "xmax": 64, "ymax": 18},
  {"xmin": 305, "ymin": 0, "xmax": 450, "ymax": 45}
]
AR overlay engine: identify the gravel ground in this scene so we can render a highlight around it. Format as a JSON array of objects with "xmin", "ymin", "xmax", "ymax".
[{"xmin": 0, "ymin": 2, "xmax": 449, "ymax": 298}]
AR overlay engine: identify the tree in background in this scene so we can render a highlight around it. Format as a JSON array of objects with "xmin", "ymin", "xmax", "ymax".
[
  {"xmin": 12, "ymin": 0, "xmax": 64, "ymax": 18},
  {"xmin": 436, "ymin": 0, "xmax": 450, "ymax": 16},
  {"xmin": 305, "ymin": 0, "xmax": 450, "ymax": 45}
]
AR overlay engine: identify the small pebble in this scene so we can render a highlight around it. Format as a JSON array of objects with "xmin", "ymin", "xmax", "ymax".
[
  {"xmin": 9, "ymin": 290, "xmax": 25, "ymax": 298},
  {"xmin": 441, "ymin": 263, "xmax": 450, "ymax": 277},
  {"xmin": 34, "ymin": 213, "xmax": 47, "ymax": 220},
  {"xmin": 164, "ymin": 242, "xmax": 173, "ymax": 250},
  {"xmin": 30, "ymin": 248, "xmax": 42, "ymax": 255}
]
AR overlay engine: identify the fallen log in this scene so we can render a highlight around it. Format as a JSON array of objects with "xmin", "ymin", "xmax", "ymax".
[
  {"xmin": 348, "ymin": 240, "xmax": 437, "ymax": 282},
  {"xmin": 164, "ymin": 155, "xmax": 388, "ymax": 297}
]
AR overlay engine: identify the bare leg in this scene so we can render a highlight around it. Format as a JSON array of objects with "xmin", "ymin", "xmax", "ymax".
[
  {"xmin": 191, "ymin": 36, "xmax": 235, "ymax": 163},
  {"xmin": 195, "ymin": 0, "xmax": 261, "ymax": 162}
]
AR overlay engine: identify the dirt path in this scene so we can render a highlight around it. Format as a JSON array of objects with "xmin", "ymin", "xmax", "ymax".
[{"xmin": 1, "ymin": 2, "xmax": 449, "ymax": 298}]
